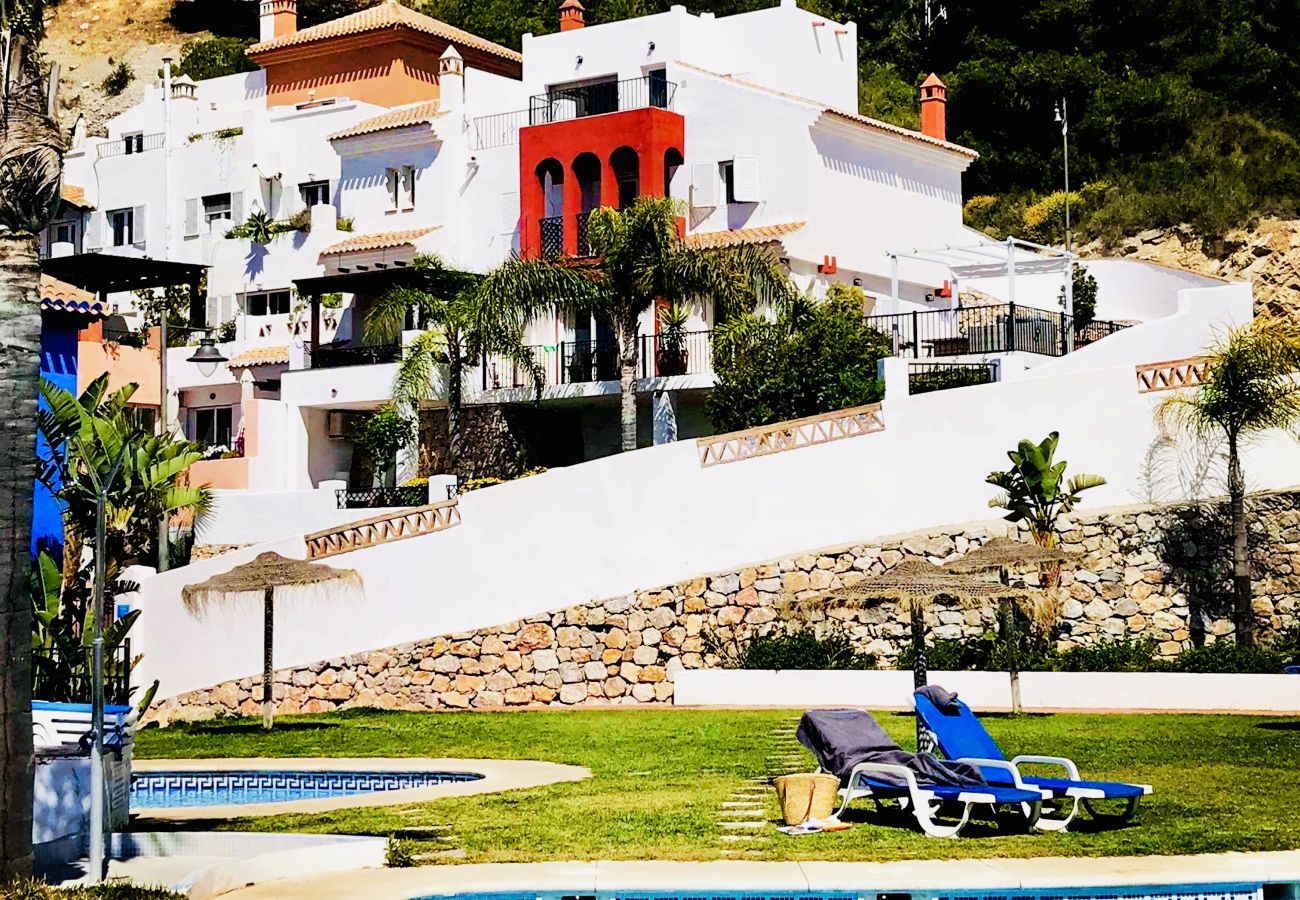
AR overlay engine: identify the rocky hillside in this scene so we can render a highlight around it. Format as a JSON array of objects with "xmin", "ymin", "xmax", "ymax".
[
  {"xmin": 1080, "ymin": 218, "xmax": 1300, "ymax": 321},
  {"xmin": 45, "ymin": 0, "xmax": 196, "ymax": 132}
]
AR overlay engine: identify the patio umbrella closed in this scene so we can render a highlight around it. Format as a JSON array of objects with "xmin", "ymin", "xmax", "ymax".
[
  {"xmin": 944, "ymin": 537, "xmax": 1078, "ymax": 713},
  {"xmin": 182, "ymin": 552, "xmax": 363, "ymax": 729}
]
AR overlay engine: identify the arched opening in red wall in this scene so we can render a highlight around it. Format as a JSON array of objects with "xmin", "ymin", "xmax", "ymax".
[
  {"xmin": 535, "ymin": 158, "xmax": 565, "ymax": 256},
  {"xmin": 611, "ymin": 146, "xmax": 640, "ymax": 210},
  {"xmin": 573, "ymin": 152, "xmax": 602, "ymax": 255},
  {"xmin": 663, "ymin": 147, "xmax": 684, "ymax": 200}
]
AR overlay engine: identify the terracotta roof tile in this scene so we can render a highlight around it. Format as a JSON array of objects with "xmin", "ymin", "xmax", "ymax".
[
  {"xmin": 247, "ymin": 0, "xmax": 522, "ymax": 63},
  {"xmin": 673, "ymin": 61, "xmax": 979, "ymax": 160},
  {"xmin": 320, "ymin": 226, "xmax": 438, "ymax": 256},
  {"xmin": 684, "ymin": 221, "xmax": 805, "ymax": 249},
  {"xmin": 330, "ymin": 102, "xmax": 443, "ymax": 141},
  {"xmin": 40, "ymin": 275, "xmax": 104, "ymax": 314},
  {"xmin": 229, "ymin": 345, "xmax": 291, "ymax": 368},
  {"xmin": 61, "ymin": 184, "xmax": 90, "ymax": 208}
]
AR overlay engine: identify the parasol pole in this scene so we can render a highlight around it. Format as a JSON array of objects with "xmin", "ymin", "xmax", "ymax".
[
  {"xmin": 74, "ymin": 436, "xmax": 129, "ymax": 883},
  {"xmin": 263, "ymin": 587, "xmax": 274, "ymax": 730}
]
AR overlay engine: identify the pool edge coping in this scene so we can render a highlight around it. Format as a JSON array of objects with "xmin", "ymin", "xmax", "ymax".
[
  {"xmin": 215, "ymin": 852, "xmax": 1300, "ymax": 900},
  {"xmin": 130, "ymin": 757, "xmax": 591, "ymax": 819}
]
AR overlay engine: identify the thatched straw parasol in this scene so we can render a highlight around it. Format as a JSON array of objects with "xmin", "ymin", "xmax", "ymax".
[
  {"xmin": 943, "ymin": 537, "xmax": 1079, "ymax": 714},
  {"xmin": 797, "ymin": 558, "xmax": 1029, "ymax": 685},
  {"xmin": 183, "ymin": 552, "xmax": 363, "ymax": 729},
  {"xmin": 942, "ymin": 537, "xmax": 1079, "ymax": 574}
]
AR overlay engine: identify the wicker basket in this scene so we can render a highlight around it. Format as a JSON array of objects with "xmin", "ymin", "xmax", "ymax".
[{"xmin": 774, "ymin": 773, "xmax": 840, "ymax": 825}]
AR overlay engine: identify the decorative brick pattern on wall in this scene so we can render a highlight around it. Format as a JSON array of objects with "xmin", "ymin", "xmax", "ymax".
[{"xmin": 152, "ymin": 490, "xmax": 1300, "ymax": 722}]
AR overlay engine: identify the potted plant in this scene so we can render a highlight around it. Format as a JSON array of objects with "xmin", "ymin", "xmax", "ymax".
[{"xmin": 656, "ymin": 302, "xmax": 690, "ymax": 376}]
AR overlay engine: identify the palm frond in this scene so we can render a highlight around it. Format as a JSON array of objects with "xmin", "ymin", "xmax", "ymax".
[{"xmin": 391, "ymin": 329, "xmax": 447, "ymax": 410}]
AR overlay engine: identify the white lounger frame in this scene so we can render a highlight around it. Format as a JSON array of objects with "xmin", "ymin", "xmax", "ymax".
[
  {"xmin": 833, "ymin": 761, "xmax": 1045, "ymax": 839},
  {"xmin": 956, "ymin": 754, "xmax": 1152, "ymax": 830}
]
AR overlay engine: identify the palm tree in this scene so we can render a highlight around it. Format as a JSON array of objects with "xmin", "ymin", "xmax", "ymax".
[
  {"xmin": 365, "ymin": 256, "xmax": 541, "ymax": 475},
  {"xmin": 986, "ymin": 432, "xmax": 1105, "ymax": 585},
  {"xmin": 480, "ymin": 196, "xmax": 792, "ymax": 452},
  {"xmin": 0, "ymin": 0, "xmax": 66, "ymax": 876},
  {"xmin": 1157, "ymin": 315, "xmax": 1300, "ymax": 647}
]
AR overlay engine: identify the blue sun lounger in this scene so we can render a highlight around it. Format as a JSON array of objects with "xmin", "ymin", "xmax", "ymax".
[
  {"xmin": 833, "ymin": 766, "xmax": 1048, "ymax": 838},
  {"xmin": 914, "ymin": 692, "xmax": 1151, "ymax": 831}
]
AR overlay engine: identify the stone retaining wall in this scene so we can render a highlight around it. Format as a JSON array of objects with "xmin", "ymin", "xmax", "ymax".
[{"xmin": 152, "ymin": 490, "xmax": 1300, "ymax": 722}]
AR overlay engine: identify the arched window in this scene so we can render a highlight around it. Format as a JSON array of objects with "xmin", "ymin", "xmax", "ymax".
[
  {"xmin": 663, "ymin": 148, "xmax": 684, "ymax": 199},
  {"xmin": 535, "ymin": 158, "xmax": 565, "ymax": 255},
  {"xmin": 611, "ymin": 146, "xmax": 639, "ymax": 209}
]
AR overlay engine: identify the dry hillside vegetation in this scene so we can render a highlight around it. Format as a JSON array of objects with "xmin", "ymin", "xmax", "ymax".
[{"xmin": 45, "ymin": 0, "xmax": 195, "ymax": 131}]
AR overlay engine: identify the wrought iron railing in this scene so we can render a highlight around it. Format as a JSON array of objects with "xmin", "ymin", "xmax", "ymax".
[
  {"xmin": 575, "ymin": 211, "xmax": 593, "ymax": 256},
  {"xmin": 471, "ymin": 109, "xmax": 530, "ymax": 149},
  {"xmin": 336, "ymin": 486, "xmax": 429, "ymax": 509},
  {"xmin": 310, "ymin": 343, "xmax": 402, "ymax": 369},
  {"xmin": 32, "ymin": 641, "xmax": 132, "ymax": 707},
  {"xmin": 865, "ymin": 302, "xmax": 1131, "ymax": 359},
  {"xmin": 642, "ymin": 330, "xmax": 712, "ymax": 378},
  {"xmin": 528, "ymin": 75, "xmax": 677, "ymax": 125},
  {"xmin": 562, "ymin": 338, "xmax": 620, "ymax": 383},
  {"xmin": 96, "ymin": 133, "xmax": 164, "ymax": 159},
  {"xmin": 539, "ymin": 215, "xmax": 564, "ymax": 256},
  {"xmin": 908, "ymin": 361, "xmax": 998, "ymax": 395}
]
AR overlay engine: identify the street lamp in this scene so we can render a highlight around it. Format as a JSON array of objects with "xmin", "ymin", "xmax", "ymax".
[
  {"xmin": 187, "ymin": 336, "xmax": 228, "ymax": 376},
  {"xmin": 1054, "ymin": 98, "xmax": 1070, "ymax": 252}
]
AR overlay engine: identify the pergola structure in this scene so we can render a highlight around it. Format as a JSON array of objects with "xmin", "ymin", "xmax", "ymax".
[
  {"xmin": 887, "ymin": 235, "xmax": 1075, "ymax": 315},
  {"xmin": 293, "ymin": 267, "xmax": 423, "ymax": 355},
  {"xmin": 40, "ymin": 254, "xmax": 208, "ymax": 316}
]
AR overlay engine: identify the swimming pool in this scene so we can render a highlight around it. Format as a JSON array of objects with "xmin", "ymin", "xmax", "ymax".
[
  {"xmin": 409, "ymin": 886, "xmax": 1275, "ymax": 900},
  {"xmin": 130, "ymin": 769, "xmax": 483, "ymax": 809}
]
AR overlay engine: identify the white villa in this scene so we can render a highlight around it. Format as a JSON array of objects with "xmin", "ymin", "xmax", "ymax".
[{"xmin": 45, "ymin": 0, "xmax": 1225, "ymax": 544}]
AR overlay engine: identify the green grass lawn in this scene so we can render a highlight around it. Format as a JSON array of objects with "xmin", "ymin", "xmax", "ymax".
[{"xmin": 133, "ymin": 708, "xmax": 1300, "ymax": 863}]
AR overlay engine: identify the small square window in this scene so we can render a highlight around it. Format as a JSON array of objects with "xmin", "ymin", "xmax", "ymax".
[
  {"xmin": 245, "ymin": 290, "xmax": 291, "ymax": 317},
  {"xmin": 54, "ymin": 222, "xmax": 75, "ymax": 245},
  {"xmin": 299, "ymin": 181, "xmax": 330, "ymax": 208},
  {"xmin": 203, "ymin": 193, "xmax": 232, "ymax": 225}
]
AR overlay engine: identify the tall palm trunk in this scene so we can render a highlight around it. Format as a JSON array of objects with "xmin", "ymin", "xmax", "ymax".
[
  {"xmin": 619, "ymin": 320, "xmax": 639, "ymax": 452},
  {"xmin": 262, "ymin": 588, "xmax": 275, "ymax": 730},
  {"xmin": 909, "ymin": 603, "xmax": 930, "ymax": 750},
  {"xmin": 0, "ymin": 231, "xmax": 43, "ymax": 878},
  {"xmin": 445, "ymin": 334, "xmax": 463, "ymax": 476},
  {"xmin": 1227, "ymin": 433, "xmax": 1253, "ymax": 647},
  {"xmin": 1001, "ymin": 597, "xmax": 1022, "ymax": 714}
]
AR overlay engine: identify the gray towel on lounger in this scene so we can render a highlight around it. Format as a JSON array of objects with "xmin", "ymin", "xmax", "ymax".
[{"xmin": 795, "ymin": 708, "xmax": 984, "ymax": 790}]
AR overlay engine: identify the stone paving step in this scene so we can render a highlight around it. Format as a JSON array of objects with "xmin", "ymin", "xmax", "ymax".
[
  {"xmin": 721, "ymin": 802, "xmax": 764, "ymax": 809},
  {"xmin": 720, "ymin": 820, "xmax": 766, "ymax": 830}
]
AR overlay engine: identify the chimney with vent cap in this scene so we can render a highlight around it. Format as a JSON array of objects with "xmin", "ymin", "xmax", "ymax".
[
  {"xmin": 260, "ymin": 0, "xmax": 297, "ymax": 41},
  {"xmin": 560, "ymin": 0, "xmax": 585, "ymax": 31},
  {"xmin": 919, "ymin": 73, "xmax": 946, "ymax": 142}
]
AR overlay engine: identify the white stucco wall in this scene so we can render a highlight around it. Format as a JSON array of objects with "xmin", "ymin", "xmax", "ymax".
[{"xmin": 132, "ymin": 282, "xmax": 1300, "ymax": 701}]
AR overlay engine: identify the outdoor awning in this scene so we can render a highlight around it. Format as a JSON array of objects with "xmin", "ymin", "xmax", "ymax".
[
  {"xmin": 293, "ymin": 267, "xmax": 423, "ymax": 296},
  {"xmin": 40, "ymin": 254, "xmax": 208, "ymax": 295}
]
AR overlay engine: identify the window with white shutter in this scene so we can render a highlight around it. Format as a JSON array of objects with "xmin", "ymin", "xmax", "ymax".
[
  {"xmin": 401, "ymin": 166, "xmax": 416, "ymax": 209},
  {"xmin": 84, "ymin": 211, "xmax": 104, "ymax": 251},
  {"xmin": 230, "ymin": 191, "xmax": 244, "ymax": 224},
  {"xmin": 731, "ymin": 155, "xmax": 760, "ymax": 203},
  {"xmin": 132, "ymin": 206, "xmax": 146, "ymax": 249},
  {"xmin": 501, "ymin": 191, "xmax": 519, "ymax": 233},
  {"xmin": 691, "ymin": 162, "xmax": 717, "ymax": 208},
  {"xmin": 385, "ymin": 168, "xmax": 399, "ymax": 211},
  {"xmin": 184, "ymin": 199, "xmax": 199, "ymax": 238}
]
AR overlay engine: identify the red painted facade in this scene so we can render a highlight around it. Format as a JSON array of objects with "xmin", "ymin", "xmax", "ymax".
[{"xmin": 519, "ymin": 106, "xmax": 685, "ymax": 258}]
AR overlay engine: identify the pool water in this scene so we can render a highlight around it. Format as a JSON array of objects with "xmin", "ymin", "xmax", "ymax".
[
  {"xmin": 130, "ymin": 769, "xmax": 483, "ymax": 809},
  {"xmin": 410, "ymin": 886, "xmax": 1272, "ymax": 900}
]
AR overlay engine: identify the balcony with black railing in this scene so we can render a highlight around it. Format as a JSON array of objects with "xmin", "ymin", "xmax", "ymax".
[
  {"xmin": 479, "ymin": 330, "xmax": 716, "ymax": 390},
  {"xmin": 310, "ymin": 342, "xmax": 402, "ymax": 369},
  {"xmin": 528, "ymin": 75, "xmax": 677, "ymax": 126},
  {"xmin": 865, "ymin": 302, "xmax": 1130, "ymax": 360},
  {"xmin": 539, "ymin": 215, "xmax": 564, "ymax": 256}
]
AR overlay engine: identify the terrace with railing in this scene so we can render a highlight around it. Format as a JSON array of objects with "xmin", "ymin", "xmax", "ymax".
[
  {"xmin": 310, "ymin": 343, "xmax": 402, "ymax": 369},
  {"xmin": 528, "ymin": 75, "xmax": 677, "ymax": 125},
  {"xmin": 865, "ymin": 302, "xmax": 1129, "ymax": 359},
  {"xmin": 479, "ymin": 330, "xmax": 714, "ymax": 390},
  {"xmin": 96, "ymin": 132, "xmax": 165, "ymax": 159}
]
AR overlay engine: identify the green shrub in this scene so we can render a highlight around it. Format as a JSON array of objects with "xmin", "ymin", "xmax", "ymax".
[
  {"xmin": 1, "ymin": 877, "xmax": 182, "ymax": 899},
  {"xmin": 385, "ymin": 835, "xmax": 416, "ymax": 868},
  {"xmin": 718, "ymin": 622, "xmax": 876, "ymax": 671},
  {"xmin": 215, "ymin": 319, "xmax": 237, "ymax": 342},
  {"xmin": 173, "ymin": 37, "xmax": 257, "ymax": 81},
  {"xmin": 908, "ymin": 363, "xmax": 995, "ymax": 395},
  {"xmin": 1050, "ymin": 633, "xmax": 1158, "ymax": 672},
  {"xmin": 963, "ymin": 193, "xmax": 1027, "ymax": 240},
  {"xmin": 1021, "ymin": 190, "xmax": 1084, "ymax": 245},
  {"xmin": 709, "ymin": 297, "xmax": 891, "ymax": 433},
  {"xmin": 1158, "ymin": 640, "xmax": 1288, "ymax": 674},
  {"xmin": 102, "ymin": 62, "xmax": 133, "ymax": 98}
]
